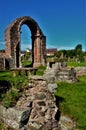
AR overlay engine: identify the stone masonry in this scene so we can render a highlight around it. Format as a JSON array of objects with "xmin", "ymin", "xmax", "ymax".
[
  {"xmin": 4, "ymin": 16, "xmax": 46, "ymax": 68},
  {"xmin": 0, "ymin": 75, "xmax": 60, "ymax": 130},
  {"xmin": 0, "ymin": 65, "xmax": 77, "ymax": 130}
]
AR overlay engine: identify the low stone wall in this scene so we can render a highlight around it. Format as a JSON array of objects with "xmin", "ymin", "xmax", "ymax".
[
  {"xmin": 47, "ymin": 62, "xmax": 67, "ymax": 70},
  {"xmin": 75, "ymin": 67, "xmax": 86, "ymax": 77},
  {"xmin": 56, "ymin": 68, "xmax": 77, "ymax": 83},
  {"xmin": 0, "ymin": 76, "xmax": 59, "ymax": 130},
  {"xmin": 44, "ymin": 67, "xmax": 77, "ymax": 83}
]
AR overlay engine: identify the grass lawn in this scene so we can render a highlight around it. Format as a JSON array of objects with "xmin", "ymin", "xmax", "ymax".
[
  {"xmin": 55, "ymin": 76, "xmax": 86, "ymax": 130},
  {"xmin": 0, "ymin": 70, "xmax": 28, "ymax": 107},
  {"xmin": 0, "ymin": 66, "xmax": 46, "ymax": 107},
  {"xmin": 36, "ymin": 65, "xmax": 46, "ymax": 76},
  {"xmin": 0, "ymin": 70, "xmax": 28, "ymax": 86},
  {"xmin": 67, "ymin": 62, "xmax": 86, "ymax": 67},
  {"xmin": 22, "ymin": 60, "xmax": 32, "ymax": 67}
]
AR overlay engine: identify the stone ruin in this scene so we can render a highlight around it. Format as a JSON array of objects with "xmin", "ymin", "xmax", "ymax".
[
  {"xmin": 0, "ymin": 16, "xmax": 46, "ymax": 70},
  {"xmin": 0, "ymin": 76, "xmax": 60, "ymax": 130},
  {"xmin": 0, "ymin": 66, "xmax": 76, "ymax": 130}
]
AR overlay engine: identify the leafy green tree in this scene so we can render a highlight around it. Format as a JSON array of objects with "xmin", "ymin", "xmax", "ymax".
[
  {"xmin": 54, "ymin": 50, "xmax": 62, "ymax": 58},
  {"xmin": 75, "ymin": 44, "xmax": 82, "ymax": 56},
  {"xmin": 54, "ymin": 44, "xmax": 85, "ymax": 62}
]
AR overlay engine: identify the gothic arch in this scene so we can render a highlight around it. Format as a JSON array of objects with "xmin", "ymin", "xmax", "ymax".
[{"xmin": 5, "ymin": 16, "xmax": 46, "ymax": 68}]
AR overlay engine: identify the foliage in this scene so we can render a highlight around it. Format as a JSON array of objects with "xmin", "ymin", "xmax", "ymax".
[
  {"xmin": 0, "ymin": 71, "xmax": 11, "ymax": 78},
  {"xmin": 21, "ymin": 51, "xmax": 32, "ymax": 67},
  {"xmin": 78, "ymin": 52, "xmax": 85, "ymax": 62},
  {"xmin": 36, "ymin": 66, "xmax": 46, "ymax": 76},
  {"xmin": 55, "ymin": 49, "xmax": 76, "ymax": 59},
  {"xmin": 54, "ymin": 50, "xmax": 62, "ymax": 58},
  {"xmin": 1, "ymin": 87, "xmax": 19, "ymax": 107},
  {"xmin": 22, "ymin": 60, "xmax": 32, "ymax": 67},
  {"xmin": 0, "ymin": 65, "xmax": 46, "ymax": 107},
  {"xmin": 55, "ymin": 76, "xmax": 86, "ymax": 129},
  {"xmin": 0, "ymin": 121, "xmax": 8, "ymax": 130},
  {"xmin": 0, "ymin": 70, "xmax": 28, "ymax": 107},
  {"xmin": 0, "ymin": 70, "xmax": 28, "ymax": 87},
  {"xmin": 75, "ymin": 44, "xmax": 82, "ymax": 55},
  {"xmin": 54, "ymin": 44, "xmax": 86, "ymax": 62},
  {"xmin": 25, "ymin": 51, "xmax": 31, "ymax": 60}
]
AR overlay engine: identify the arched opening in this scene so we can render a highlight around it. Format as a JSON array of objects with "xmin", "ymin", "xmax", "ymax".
[
  {"xmin": 20, "ymin": 25, "xmax": 32, "ymax": 67},
  {"xmin": 5, "ymin": 16, "xmax": 46, "ymax": 69}
]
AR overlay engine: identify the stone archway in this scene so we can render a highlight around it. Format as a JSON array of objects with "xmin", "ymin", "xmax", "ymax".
[{"xmin": 5, "ymin": 16, "xmax": 46, "ymax": 68}]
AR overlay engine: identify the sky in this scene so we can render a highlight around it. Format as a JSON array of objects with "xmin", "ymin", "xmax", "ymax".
[{"xmin": 0, "ymin": 0, "xmax": 86, "ymax": 51}]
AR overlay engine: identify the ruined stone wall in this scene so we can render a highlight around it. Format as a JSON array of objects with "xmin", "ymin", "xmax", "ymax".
[
  {"xmin": 0, "ymin": 58, "xmax": 5, "ymax": 70},
  {"xmin": 5, "ymin": 16, "xmax": 46, "ymax": 68},
  {"xmin": 75, "ymin": 67, "xmax": 86, "ymax": 77},
  {"xmin": 0, "ymin": 67, "xmax": 76, "ymax": 130},
  {"xmin": 0, "ymin": 75, "xmax": 59, "ymax": 130},
  {"xmin": 0, "ymin": 51, "xmax": 6, "ymax": 57},
  {"xmin": 0, "ymin": 50, "xmax": 14, "ymax": 70}
]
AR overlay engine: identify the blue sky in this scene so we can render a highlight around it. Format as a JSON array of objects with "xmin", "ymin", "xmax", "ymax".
[{"xmin": 0, "ymin": 0, "xmax": 85, "ymax": 51}]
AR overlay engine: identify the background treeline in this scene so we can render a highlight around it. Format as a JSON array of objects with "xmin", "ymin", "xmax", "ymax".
[{"xmin": 54, "ymin": 44, "xmax": 86, "ymax": 62}]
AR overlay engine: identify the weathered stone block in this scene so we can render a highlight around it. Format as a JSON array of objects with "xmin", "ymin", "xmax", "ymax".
[{"xmin": 0, "ymin": 58, "xmax": 5, "ymax": 70}]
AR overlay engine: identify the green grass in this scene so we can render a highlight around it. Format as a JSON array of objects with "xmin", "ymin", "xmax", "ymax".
[
  {"xmin": 55, "ymin": 76, "xmax": 86, "ymax": 129},
  {"xmin": 0, "ymin": 70, "xmax": 28, "ymax": 87},
  {"xmin": 36, "ymin": 65, "xmax": 46, "ymax": 76},
  {"xmin": 67, "ymin": 61, "xmax": 86, "ymax": 67},
  {"xmin": 0, "ymin": 70, "xmax": 28, "ymax": 107},
  {"xmin": 0, "ymin": 121, "xmax": 8, "ymax": 130},
  {"xmin": 22, "ymin": 60, "xmax": 32, "ymax": 67},
  {"xmin": 0, "ymin": 65, "xmax": 46, "ymax": 107},
  {"xmin": 0, "ymin": 70, "xmax": 10, "ymax": 78}
]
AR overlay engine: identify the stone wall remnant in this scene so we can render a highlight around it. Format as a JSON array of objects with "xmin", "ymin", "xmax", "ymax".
[
  {"xmin": 0, "ymin": 58, "xmax": 5, "ymax": 70},
  {"xmin": 4, "ymin": 16, "xmax": 46, "ymax": 68},
  {"xmin": 0, "ymin": 76, "xmax": 59, "ymax": 130}
]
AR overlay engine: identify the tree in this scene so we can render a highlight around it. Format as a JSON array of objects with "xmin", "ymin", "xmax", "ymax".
[
  {"xmin": 74, "ymin": 44, "xmax": 85, "ymax": 62},
  {"xmin": 75, "ymin": 44, "xmax": 82, "ymax": 56}
]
